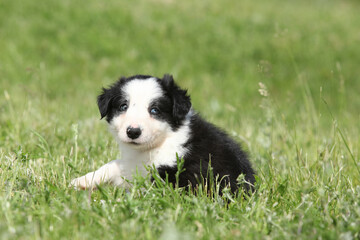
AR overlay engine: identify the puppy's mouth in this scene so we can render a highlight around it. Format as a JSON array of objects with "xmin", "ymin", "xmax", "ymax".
[
  {"xmin": 124, "ymin": 139, "xmax": 155, "ymax": 150},
  {"xmin": 122, "ymin": 139, "xmax": 143, "ymax": 146}
]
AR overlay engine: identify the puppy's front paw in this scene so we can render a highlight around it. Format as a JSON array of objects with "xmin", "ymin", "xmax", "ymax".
[{"xmin": 70, "ymin": 175, "xmax": 97, "ymax": 190}]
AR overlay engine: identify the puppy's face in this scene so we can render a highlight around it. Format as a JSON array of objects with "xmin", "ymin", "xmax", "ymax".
[
  {"xmin": 97, "ymin": 75, "xmax": 191, "ymax": 150},
  {"xmin": 108, "ymin": 78, "xmax": 170, "ymax": 148}
]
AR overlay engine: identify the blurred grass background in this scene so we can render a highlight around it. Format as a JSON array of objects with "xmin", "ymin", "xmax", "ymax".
[
  {"xmin": 0, "ymin": 0, "xmax": 360, "ymax": 239},
  {"xmin": 2, "ymin": 0, "xmax": 359, "ymax": 119}
]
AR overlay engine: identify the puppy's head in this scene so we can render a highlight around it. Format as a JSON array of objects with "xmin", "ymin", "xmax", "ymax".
[{"xmin": 97, "ymin": 74, "xmax": 191, "ymax": 149}]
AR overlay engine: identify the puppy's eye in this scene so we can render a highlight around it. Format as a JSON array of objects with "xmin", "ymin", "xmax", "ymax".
[
  {"xmin": 119, "ymin": 103, "xmax": 128, "ymax": 112},
  {"xmin": 150, "ymin": 107, "xmax": 160, "ymax": 115}
]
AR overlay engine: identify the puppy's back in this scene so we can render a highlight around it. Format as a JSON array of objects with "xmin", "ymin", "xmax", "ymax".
[{"xmin": 157, "ymin": 113, "xmax": 255, "ymax": 193}]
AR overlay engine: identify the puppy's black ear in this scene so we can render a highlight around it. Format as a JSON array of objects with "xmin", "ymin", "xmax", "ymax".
[
  {"xmin": 97, "ymin": 77, "xmax": 127, "ymax": 120},
  {"xmin": 97, "ymin": 88, "xmax": 112, "ymax": 119},
  {"xmin": 162, "ymin": 74, "xmax": 191, "ymax": 122}
]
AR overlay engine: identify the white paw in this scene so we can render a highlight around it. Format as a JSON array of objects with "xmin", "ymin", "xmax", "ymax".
[{"xmin": 70, "ymin": 175, "xmax": 97, "ymax": 190}]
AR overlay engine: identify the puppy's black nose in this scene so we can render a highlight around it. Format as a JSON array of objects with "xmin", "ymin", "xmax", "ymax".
[{"xmin": 126, "ymin": 127, "xmax": 142, "ymax": 139}]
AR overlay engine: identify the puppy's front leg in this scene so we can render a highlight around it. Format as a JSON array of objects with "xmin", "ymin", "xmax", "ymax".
[{"xmin": 70, "ymin": 160, "xmax": 125, "ymax": 190}]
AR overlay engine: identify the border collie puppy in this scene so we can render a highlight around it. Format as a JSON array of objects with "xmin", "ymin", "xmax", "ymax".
[{"xmin": 71, "ymin": 74, "xmax": 255, "ymax": 193}]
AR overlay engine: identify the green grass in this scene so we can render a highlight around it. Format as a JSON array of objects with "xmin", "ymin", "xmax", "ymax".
[{"xmin": 1, "ymin": 0, "xmax": 360, "ymax": 239}]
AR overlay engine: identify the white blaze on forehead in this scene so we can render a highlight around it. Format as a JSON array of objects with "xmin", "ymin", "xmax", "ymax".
[{"xmin": 123, "ymin": 78, "xmax": 163, "ymax": 105}]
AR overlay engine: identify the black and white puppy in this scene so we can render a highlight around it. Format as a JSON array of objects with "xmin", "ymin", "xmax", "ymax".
[{"xmin": 71, "ymin": 74, "xmax": 255, "ymax": 193}]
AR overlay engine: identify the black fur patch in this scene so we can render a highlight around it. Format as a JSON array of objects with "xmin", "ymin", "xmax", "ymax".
[
  {"xmin": 156, "ymin": 114, "xmax": 256, "ymax": 193},
  {"xmin": 159, "ymin": 74, "xmax": 192, "ymax": 127}
]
